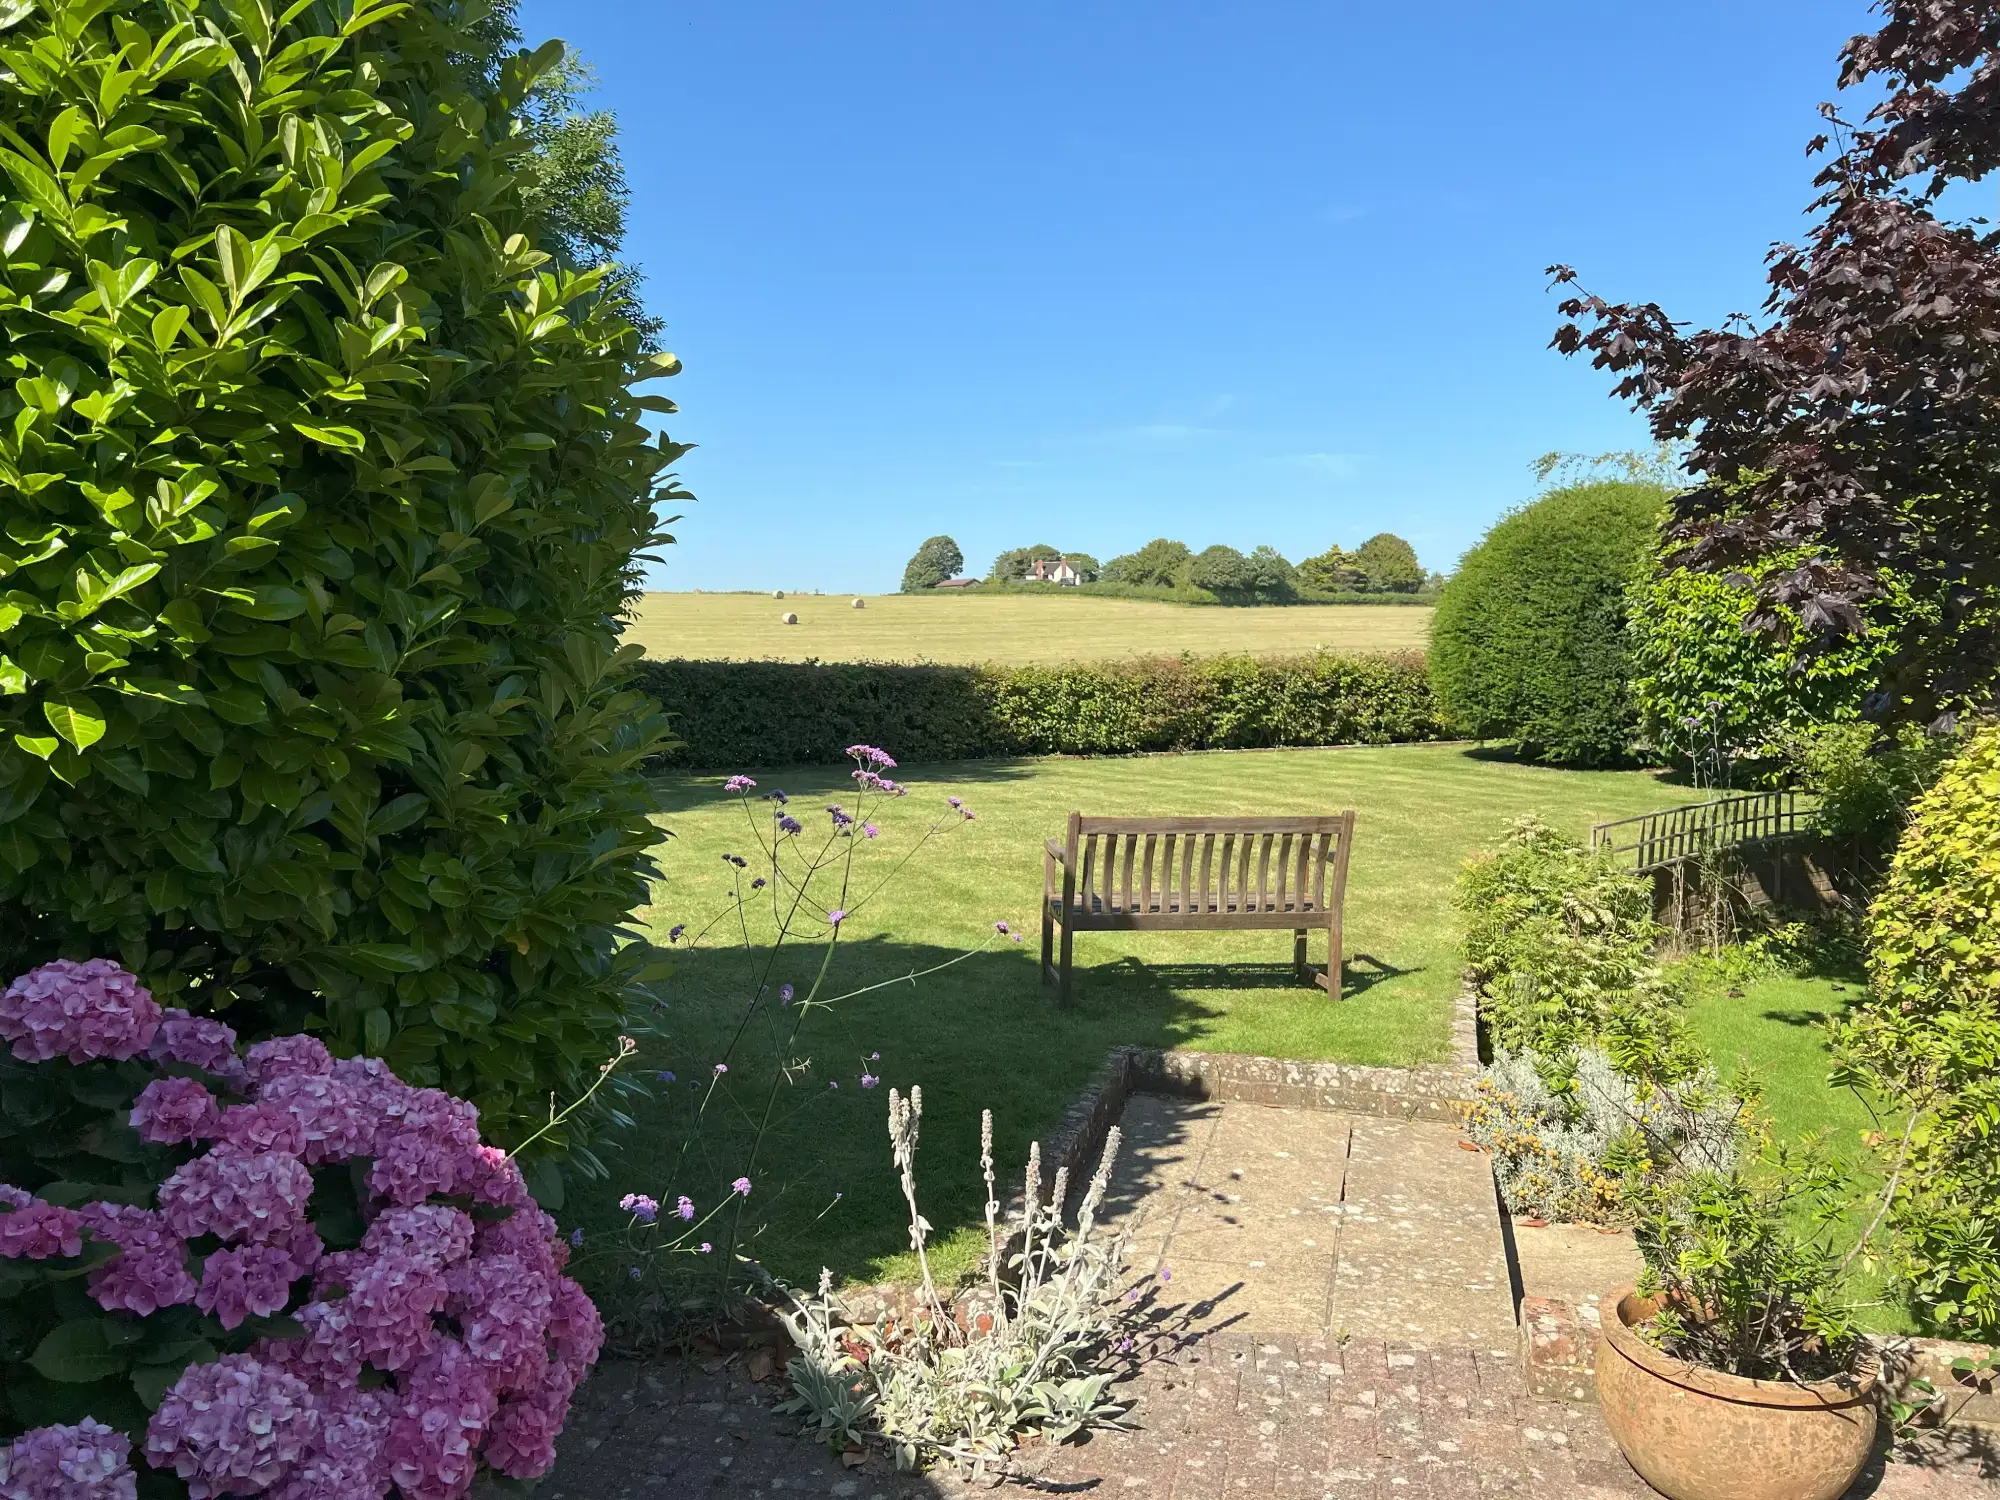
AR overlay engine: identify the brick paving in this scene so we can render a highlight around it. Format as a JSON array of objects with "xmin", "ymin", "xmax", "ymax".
[{"xmin": 518, "ymin": 1094, "xmax": 1998, "ymax": 1499}]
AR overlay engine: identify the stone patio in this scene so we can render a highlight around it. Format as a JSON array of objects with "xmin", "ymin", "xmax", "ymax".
[{"xmin": 522, "ymin": 1092, "xmax": 1999, "ymax": 1499}]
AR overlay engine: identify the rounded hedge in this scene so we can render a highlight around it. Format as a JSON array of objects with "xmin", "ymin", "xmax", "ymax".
[
  {"xmin": 1429, "ymin": 480, "xmax": 1668, "ymax": 765},
  {"xmin": 1845, "ymin": 726, "xmax": 2000, "ymax": 1337},
  {"xmin": 0, "ymin": 0, "xmax": 685, "ymax": 1165}
]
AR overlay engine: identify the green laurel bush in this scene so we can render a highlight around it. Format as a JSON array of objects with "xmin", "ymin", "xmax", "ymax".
[
  {"xmin": 631, "ymin": 651, "xmax": 1440, "ymax": 768},
  {"xmin": 1629, "ymin": 563, "xmax": 1914, "ymax": 779},
  {"xmin": 0, "ymin": 0, "xmax": 687, "ymax": 1162},
  {"xmin": 1838, "ymin": 726, "xmax": 2000, "ymax": 1339},
  {"xmin": 1429, "ymin": 480, "xmax": 1667, "ymax": 765}
]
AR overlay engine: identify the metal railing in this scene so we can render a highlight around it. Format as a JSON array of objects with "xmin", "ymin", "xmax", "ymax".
[{"xmin": 1590, "ymin": 790, "xmax": 1811, "ymax": 872}]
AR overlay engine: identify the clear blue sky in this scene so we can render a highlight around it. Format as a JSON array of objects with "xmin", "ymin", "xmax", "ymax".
[{"xmin": 517, "ymin": 0, "xmax": 1877, "ymax": 593}]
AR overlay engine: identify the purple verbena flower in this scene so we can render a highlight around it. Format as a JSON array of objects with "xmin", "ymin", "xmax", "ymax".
[
  {"xmin": 948, "ymin": 796, "xmax": 963, "ymax": 809},
  {"xmin": 826, "ymin": 909, "xmax": 847, "ymax": 927},
  {"xmin": 668, "ymin": 924, "xmax": 686, "ymax": 943},
  {"xmin": 777, "ymin": 814, "xmax": 803, "ymax": 835},
  {"xmin": 731, "ymin": 1177, "xmax": 751, "ymax": 1197},
  {"xmin": 994, "ymin": 920, "xmax": 1011, "ymax": 935},
  {"xmin": 656, "ymin": 1070, "xmax": 676, "ymax": 1083},
  {"xmin": 570, "ymin": 1228, "xmax": 585, "ymax": 1249},
  {"xmin": 713, "ymin": 1062, "xmax": 727, "ymax": 1075},
  {"xmin": 723, "ymin": 775, "xmax": 756, "ymax": 793},
  {"xmin": 698, "ymin": 1242, "xmax": 711, "ymax": 1254},
  {"xmin": 862, "ymin": 823, "xmax": 879, "ymax": 839},
  {"xmin": 751, "ymin": 876, "xmax": 766, "ymax": 889},
  {"xmin": 827, "ymin": 805, "xmax": 853, "ymax": 830},
  {"xmin": 619, "ymin": 1193, "xmax": 659, "ymax": 1225},
  {"xmin": 779, "ymin": 984, "xmax": 794, "ymax": 1004},
  {"xmin": 675, "ymin": 1196, "xmax": 695, "ymax": 1221},
  {"xmin": 762, "ymin": 788, "xmax": 790, "ymax": 805},
  {"xmin": 860, "ymin": 1073, "xmax": 879, "ymax": 1089}
]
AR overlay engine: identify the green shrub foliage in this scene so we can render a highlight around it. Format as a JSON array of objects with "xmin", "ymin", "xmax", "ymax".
[
  {"xmin": 1456, "ymin": 816, "xmax": 1675, "ymax": 1059},
  {"xmin": 1430, "ymin": 480, "xmax": 1667, "ymax": 765},
  {"xmin": 1352, "ymin": 532, "xmax": 1424, "ymax": 593},
  {"xmin": 899, "ymin": 535, "xmax": 963, "ymax": 592},
  {"xmin": 1100, "ymin": 538, "xmax": 1192, "ymax": 589},
  {"xmin": 1839, "ymin": 726, "xmax": 2000, "ymax": 1339},
  {"xmin": 633, "ymin": 651, "xmax": 1440, "ymax": 768},
  {"xmin": 0, "ymin": 0, "xmax": 686, "ymax": 1151},
  {"xmin": 1630, "ymin": 564, "xmax": 1911, "ymax": 778}
]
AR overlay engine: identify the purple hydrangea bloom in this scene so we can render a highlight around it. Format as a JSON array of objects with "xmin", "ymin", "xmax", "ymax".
[
  {"xmin": 242, "ymin": 1034, "xmax": 333, "ymax": 1087},
  {"xmin": 217, "ymin": 1101, "xmax": 307, "ymax": 1157},
  {"xmin": 130, "ymin": 1076, "xmax": 221, "ymax": 1146},
  {"xmin": 367, "ymin": 1088, "xmax": 483, "ymax": 1207},
  {"xmin": 144, "ymin": 1354, "xmax": 318, "ymax": 1500},
  {"xmin": 618, "ymin": 1193, "xmax": 658, "ymax": 1224},
  {"xmin": 3, "ymin": 1417, "xmax": 137, "ymax": 1500},
  {"xmin": 0, "ymin": 958, "xmax": 160, "ymax": 1065},
  {"xmin": 449, "ymin": 1251, "xmax": 553, "ymax": 1371},
  {"xmin": 0, "ymin": 1191, "xmax": 86, "ymax": 1260},
  {"xmin": 314, "ymin": 1244, "xmax": 448, "ymax": 1372},
  {"xmin": 481, "ymin": 1361, "xmax": 578, "ymax": 1480},
  {"xmin": 158, "ymin": 1144, "xmax": 313, "ymax": 1245},
  {"xmin": 362, "ymin": 1204, "xmax": 476, "ymax": 1269},
  {"xmin": 79, "ymin": 1203, "xmax": 196, "ymax": 1316},
  {"xmin": 197, "ymin": 1230, "xmax": 319, "ymax": 1330},
  {"xmin": 148, "ymin": 1008, "xmax": 240, "ymax": 1075},
  {"xmin": 264, "ymin": 1385, "xmax": 390, "ymax": 1500},
  {"xmin": 383, "ymin": 1337, "xmax": 498, "ymax": 1500},
  {"xmin": 722, "ymin": 774, "xmax": 756, "ymax": 793},
  {"xmin": 254, "ymin": 1072, "xmax": 376, "ymax": 1164}
]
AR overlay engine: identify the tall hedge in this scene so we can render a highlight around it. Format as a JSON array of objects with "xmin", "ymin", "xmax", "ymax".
[
  {"xmin": 0, "ymin": 0, "xmax": 687, "ymax": 1158},
  {"xmin": 1841, "ymin": 727, "xmax": 2000, "ymax": 1339},
  {"xmin": 633, "ymin": 652, "xmax": 1441, "ymax": 768},
  {"xmin": 1429, "ymin": 480, "xmax": 1667, "ymax": 765}
]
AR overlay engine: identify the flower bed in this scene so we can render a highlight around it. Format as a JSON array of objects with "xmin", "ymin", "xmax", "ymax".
[{"xmin": 0, "ymin": 958, "xmax": 602, "ymax": 1499}]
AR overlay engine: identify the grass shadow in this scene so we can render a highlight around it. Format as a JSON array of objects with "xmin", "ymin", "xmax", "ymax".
[{"xmin": 650, "ymin": 757, "xmax": 1048, "ymax": 813}]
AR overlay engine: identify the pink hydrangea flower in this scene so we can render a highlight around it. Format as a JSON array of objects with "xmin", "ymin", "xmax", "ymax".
[
  {"xmin": 148, "ymin": 1007, "xmax": 239, "ymax": 1074},
  {"xmin": 482, "ymin": 1362, "xmax": 579, "ymax": 1480},
  {"xmin": 216, "ymin": 1101, "xmax": 306, "ymax": 1156},
  {"xmin": 144, "ymin": 1354, "xmax": 317, "ymax": 1500},
  {"xmin": 0, "ymin": 1189, "xmax": 86, "ymax": 1260},
  {"xmin": 2, "ymin": 1416, "xmax": 137, "ymax": 1500},
  {"xmin": 78, "ymin": 1203, "xmax": 196, "ymax": 1316},
  {"xmin": 256, "ymin": 1072, "xmax": 375, "ymax": 1164},
  {"xmin": 243, "ymin": 1033, "xmax": 333, "ymax": 1087},
  {"xmin": 383, "ymin": 1338, "xmax": 498, "ymax": 1500},
  {"xmin": 367, "ymin": 1089, "xmax": 483, "ymax": 1207},
  {"xmin": 454, "ymin": 1145, "xmax": 534, "ymax": 1212},
  {"xmin": 315, "ymin": 1245, "xmax": 447, "ymax": 1372},
  {"xmin": 447, "ymin": 1252, "xmax": 552, "ymax": 1371},
  {"xmin": 0, "ymin": 958, "xmax": 160, "ymax": 1064},
  {"xmin": 473, "ymin": 1204, "xmax": 564, "ymax": 1282},
  {"xmin": 157, "ymin": 1144, "xmax": 312, "ymax": 1244},
  {"xmin": 263, "ymin": 1385, "xmax": 391, "ymax": 1500},
  {"xmin": 253, "ymin": 1296, "xmax": 364, "ymax": 1385},
  {"xmin": 130, "ymin": 1076, "xmax": 222, "ymax": 1145},
  {"xmin": 361, "ymin": 1204, "xmax": 475, "ymax": 1269},
  {"xmin": 546, "ymin": 1274, "xmax": 605, "ymax": 1374},
  {"xmin": 196, "ymin": 1227, "xmax": 319, "ymax": 1329}
]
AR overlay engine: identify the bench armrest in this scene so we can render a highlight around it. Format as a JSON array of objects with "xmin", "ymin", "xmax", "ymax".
[{"xmin": 1044, "ymin": 839, "xmax": 1067, "ymax": 866}]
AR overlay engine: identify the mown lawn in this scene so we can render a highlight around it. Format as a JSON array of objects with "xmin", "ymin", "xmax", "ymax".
[
  {"xmin": 624, "ymin": 589, "xmax": 1431, "ymax": 665},
  {"xmin": 576, "ymin": 743, "xmax": 1689, "ymax": 1290},
  {"xmin": 1683, "ymin": 967, "xmax": 1919, "ymax": 1334}
]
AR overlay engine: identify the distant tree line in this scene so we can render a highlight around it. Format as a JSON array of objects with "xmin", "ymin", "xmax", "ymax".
[{"xmin": 899, "ymin": 533, "xmax": 1434, "ymax": 600}]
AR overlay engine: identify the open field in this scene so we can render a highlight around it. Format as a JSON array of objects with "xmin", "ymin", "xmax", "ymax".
[
  {"xmin": 578, "ymin": 743, "xmax": 1689, "ymax": 1289},
  {"xmin": 623, "ymin": 589, "xmax": 1432, "ymax": 664}
]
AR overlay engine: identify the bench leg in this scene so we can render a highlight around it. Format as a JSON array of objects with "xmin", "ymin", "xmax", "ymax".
[
  {"xmin": 1041, "ymin": 904, "xmax": 1055, "ymax": 985},
  {"xmin": 1058, "ymin": 923, "xmax": 1075, "ymax": 1005},
  {"xmin": 1293, "ymin": 928, "xmax": 1309, "ymax": 984},
  {"xmin": 1313, "ymin": 914, "xmax": 1343, "ymax": 1002}
]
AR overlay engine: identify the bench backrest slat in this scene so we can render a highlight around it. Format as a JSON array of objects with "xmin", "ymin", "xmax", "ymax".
[{"xmin": 1059, "ymin": 813, "xmax": 1354, "ymax": 922}]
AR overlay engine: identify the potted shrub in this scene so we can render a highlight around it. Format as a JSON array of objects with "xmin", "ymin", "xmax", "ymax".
[{"xmin": 1596, "ymin": 1136, "xmax": 1877, "ymax": 1500}]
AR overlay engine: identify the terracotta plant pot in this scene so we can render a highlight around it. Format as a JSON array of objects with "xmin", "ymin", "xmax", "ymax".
[{"xmin": 1595, "ymin": 1286, "xmax": 1876, "ymax": 1500}]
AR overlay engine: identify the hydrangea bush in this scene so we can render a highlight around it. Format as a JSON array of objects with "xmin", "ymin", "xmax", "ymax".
[{"xmin": 0, "ymin": 959, "xmax": 603, "ymax": 1499}]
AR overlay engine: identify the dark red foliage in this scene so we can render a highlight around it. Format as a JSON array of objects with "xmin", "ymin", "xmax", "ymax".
[{"xmin": 1552, "ymin": 0, "xmax": 2000, "ymax": 725}]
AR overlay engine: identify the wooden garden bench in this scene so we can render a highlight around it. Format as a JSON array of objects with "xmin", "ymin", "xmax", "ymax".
[{"xmin": 1041, "ymin": 812, "xmax": 1355, "ymax": 1003}]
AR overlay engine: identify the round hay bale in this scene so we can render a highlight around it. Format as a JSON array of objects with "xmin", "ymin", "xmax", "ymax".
[
  {"xmin": 851, "ymin": 597, "xmax": 866, "ymax": 609},
  {"xmin": 772, "ymin": 589, "xmax": 785, "ymax": 599},
  {"xmin": 780, "ymin": 611, "xmax": 798, "ymax": 625}
]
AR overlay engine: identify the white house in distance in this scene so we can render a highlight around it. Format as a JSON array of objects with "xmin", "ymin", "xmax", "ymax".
[{"xmin": 1026, "ymin": 556, "xmax": 1083, "ymax": 586}]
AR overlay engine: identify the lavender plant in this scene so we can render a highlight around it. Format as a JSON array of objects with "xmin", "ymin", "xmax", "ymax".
[{"xmin": 776, "ymin": 1097, "xmax": 1133, "ymax": 1477}]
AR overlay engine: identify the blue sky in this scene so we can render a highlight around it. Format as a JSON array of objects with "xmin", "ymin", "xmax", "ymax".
[{"xmin": 517, "ymin": 0, "xmax": 1878, "ymax": 592}]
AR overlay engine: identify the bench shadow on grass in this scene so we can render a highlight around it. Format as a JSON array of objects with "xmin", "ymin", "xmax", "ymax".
[{"xmin": 602, "ymin": 932, "xmax": 1383, "ymax": 1289}]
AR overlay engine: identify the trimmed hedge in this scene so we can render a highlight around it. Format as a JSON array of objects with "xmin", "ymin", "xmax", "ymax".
[{"xmin": 633, "ymin": 652, "xmax": 1441, "ymax": 769}]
